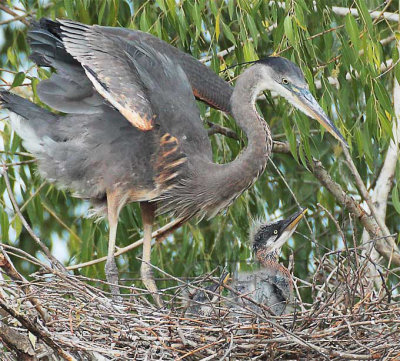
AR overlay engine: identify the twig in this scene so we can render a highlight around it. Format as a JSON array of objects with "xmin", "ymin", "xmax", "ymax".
[
  {"xmin": 0, "ymin": 13, "xmax": 29, "ymax": 26},
  {"xmin": 0, "ymin": 297, "xmax": 77, "ymax": 361},
  {"xmin": 1, "ymin": 165, "xmax": 66, "ymax": 272},
  {"xmin": 0, "ymin": 247, "xmax": 49, "ymax": 322},
  {"xmin": 0, "ymin": 322, "xmax": 36, "ymax": 360},
  {"xmin": 0, "ymin": 4, "xmax": 29, "ymax": 26},
  {"xmin": 66, "ymin": 217, "xmax": 186, "ymax": 270},
  {"xmin": 317, "ymin": 203, "xmax": 346, "ymax": 245},
  {"xmin": 207, "ymin": 121, "xmax": 239, "ymax": 140}
]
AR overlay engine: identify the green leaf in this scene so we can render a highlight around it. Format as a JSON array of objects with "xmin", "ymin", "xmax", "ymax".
[
  {"xmin": 64, "ymin": 0, "xmax": 74, "ymax": 17},
  {"xmin": 158, "ymin": 0, "xmax": 167, "ymax": 13},
  {"xmin": 12, "ymin": 217, "xmax": 22, "ymax": 239},
  {"xmin": 31, "ymin": 78, "xmax": 39, "ymax": 101},
  {"xmin": 344, "ymin": 13, "xmax": 360, "ymax": 52},
  {"xmin": 374, "ymin": 81, "xmax": 393, "ymax": 117},
  {"xmin": 283, "ymin": 116, "xmax": 298, "ymax": 163},
  {"xmin": 355, "ymin": 0, "xmax": 373, "ymax": 36},
  {"xmin": 228, "ymin": 0, "xmax": 235, "ymax": 19},
  {"xmin": 340, "ymin": 34, "xmax": 357, "ymax": 70},
  {"xmin": 246, "ymin": 14, "xmax": 258, "ymax": 48},
  {"xmin": 221, "ymin": 21, "xmax": 236, "ymax": 46},
  {"xmin": 392, "ymin": 46, "xmax": 400, "ymax": 85},
  {"xmin": 98, "ymin": 0, "xmax": 107, "ymax": 25},
  {"xmin": 209, "ymin": 1, "xmax": 218, "ymax": 16},
  {"xmin": 140, "ymin": 8, "xmax": 150, "ymax": 32},
  {"xmin": 11, "ymin": 72, "xmax": 25, "ymax": 88},
  {"xmin": 243, "ymin": 41, "xmax": 257, "ymax": 62},
  {"xmin": 1, "ymin": 210, "xmax": 9, "ymax": 243},
  {"xmin": 7, "ymin": 47, "xmax": 17, "ymax": 68},
  {"xmin": 284, "ymin": 15, "xmax": 295, "ymax": 45},
  {"xmin": 166, "ymin": 0, "xmax": 177, "ymax": 22},
  {"xmin": 192, "ymin": 2, "xmax": 202, "ymax": 37},
  {"xmin": 215, "ymin": 12, "xmax": 220, "ymax": 40}
]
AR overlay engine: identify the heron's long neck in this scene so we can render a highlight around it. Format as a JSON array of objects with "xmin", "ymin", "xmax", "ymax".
[
  {"xmin": 230, "ymin": 65, "xmax": 273, "ymax": 166},
  {"xmin": 200, "ymin": 65, "xmax": 272, "ymax": 215},
  {"xmin": 158, "ymin": 66, "xmax": 272, "ymax": 219},
  {"xmin": 257, "ymin": 249, "xmax": 293, "ymax": 289}
]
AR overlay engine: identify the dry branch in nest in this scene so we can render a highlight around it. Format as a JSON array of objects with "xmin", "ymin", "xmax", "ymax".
[{"xmin": 0, "ymin": 240, "xmax": 399, "ymax": 361}]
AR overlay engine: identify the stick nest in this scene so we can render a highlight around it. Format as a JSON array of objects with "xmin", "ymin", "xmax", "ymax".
[{"xmin": 0, "ymin": 244, "xmax": 399, "ymax": 361}]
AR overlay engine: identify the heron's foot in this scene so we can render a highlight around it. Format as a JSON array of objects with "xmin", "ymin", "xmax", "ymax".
[
  {"xmin": 105, "ymin": 257, "xmax": 122, "ymax": 302},
  {"xmin": 141, "ymin": 263, "xmax": 163, "ymax": 308}
]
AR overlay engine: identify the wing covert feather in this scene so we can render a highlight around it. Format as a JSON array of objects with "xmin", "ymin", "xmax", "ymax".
[{"xmin": 60, "ymin": 20, "xmax": 154, "ymax": 131}]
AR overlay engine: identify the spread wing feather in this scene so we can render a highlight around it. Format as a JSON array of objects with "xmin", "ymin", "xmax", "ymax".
[{"xmin": 59, "ymin": 19, "xmax": 155, "ymax": 131}]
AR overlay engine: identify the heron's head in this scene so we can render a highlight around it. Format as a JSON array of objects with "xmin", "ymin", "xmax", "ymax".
[
  {"xmin": 253, "ymin": 57, "xmax": 347, "ymax": 146},
  {"xmin": 251, "ymin": 208, "xmax": 307, "ymax": 261}
]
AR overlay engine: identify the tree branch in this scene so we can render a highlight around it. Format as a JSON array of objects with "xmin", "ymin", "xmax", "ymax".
[
  {"xmin": 0, "ymin": 247, "xmax": 49, "ymax": 322},
  {"xmin": 0, "ymin": 4, "xmax": 29, "ymax": 26},
  {"xmin": 311, "ymin": 158, "xmax": 400, "ymax": 265},
  {"xmin": 0, "ymin": 297, "xmax": 77, "ymax": 361},
  {"xmin": 332, "ymin": 6, "xmax": 399, "ymax": 22},
  {"xmin": 1, "ymin": 165, "xmax": 67, "ymax": 273},
  {"xmin": 207, "ymin": 121, "xmax": 239, "ymax": 140},
  {"xmin": 0, "ymin": 322, "xmax": 36, "ymax": 361}
]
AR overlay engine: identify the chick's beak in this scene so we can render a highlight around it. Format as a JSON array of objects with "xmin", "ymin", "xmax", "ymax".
[
  {"xmin": 284, "ymin": 208, "xmax": 308, "ymax": 232},
  {"xmin": 292, "ymin": 86, "xmax": 348, "ymax": 147},
  {"xmin": 272, "ymin": 208, "xmax": 308, "ymax": 253}
]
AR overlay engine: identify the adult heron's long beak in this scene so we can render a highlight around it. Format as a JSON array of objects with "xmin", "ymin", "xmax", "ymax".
[{"xmin": 293, "ymin": 87, "xmax": 348, "ymax": 147}]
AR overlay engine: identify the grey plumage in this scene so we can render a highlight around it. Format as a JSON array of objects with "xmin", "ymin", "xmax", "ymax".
[
  {"xmin": 231, "ymin": 269, "xmax": 293, "ymax": 316},
  {"xmin": 1, "ymin": 18, "xmax": 340, "ymax": 301},
  {"xmin": 28, "ymin": 18, "xmax": 233, "ymax": 115},
  {"xmin": 184, "ymin": 273, "xmax": 229, "ymax": 317}
]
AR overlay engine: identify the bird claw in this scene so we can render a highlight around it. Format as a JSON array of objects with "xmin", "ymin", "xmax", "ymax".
[{"xmin": 105, "ymin": 257, "xmax": 122, "ymax": 302}]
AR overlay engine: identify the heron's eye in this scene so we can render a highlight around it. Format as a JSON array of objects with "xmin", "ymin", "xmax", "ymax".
[
  {"xmin": 273, "ymin": 229, "xmax": 278, "ymax": 235},
  {"xmin": 282, "ymin": 78, "xmax": 289, "ymax": 85}
]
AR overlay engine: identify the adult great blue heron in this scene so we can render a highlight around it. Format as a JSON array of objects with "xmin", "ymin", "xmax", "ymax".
[{"xmin": 0, "ymin": 19, "xmax": 346, "ymax": 305}]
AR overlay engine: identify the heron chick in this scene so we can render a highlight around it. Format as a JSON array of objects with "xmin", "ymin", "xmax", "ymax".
[{"xmin": 231, "ymin": 208, "xmax": 307, "ymax": 316}]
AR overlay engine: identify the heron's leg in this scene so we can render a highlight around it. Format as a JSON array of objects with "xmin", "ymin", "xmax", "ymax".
[
  {"xmin": 105, "ymin": 191, "xmax": 122, "ymax": 300},
  {"xmin": 140, "ymin": 202, "xmax": 163, "ymax": 307}
]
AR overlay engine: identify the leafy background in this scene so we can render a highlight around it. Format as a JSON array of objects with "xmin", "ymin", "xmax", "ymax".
[{"xmin": 0, "ymin": 0, "xmax": 399, "ymax": 302}]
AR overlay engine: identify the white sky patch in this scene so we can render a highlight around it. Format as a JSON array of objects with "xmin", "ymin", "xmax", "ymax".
[{"xmin": 51, "ymin": 232, "xmax": 70, "ymax": 264}]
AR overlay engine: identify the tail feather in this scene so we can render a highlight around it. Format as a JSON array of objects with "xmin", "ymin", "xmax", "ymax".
[
  {"xmin": 0, "ymin": 90, "xmax": 57, "ymax": 154},
  {"xmin": 0, "ymin": 90, "xmax": 110, "ymax": 199}
]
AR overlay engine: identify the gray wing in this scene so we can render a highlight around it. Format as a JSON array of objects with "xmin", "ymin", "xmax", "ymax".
[
  {"xmin": 231, "ymin": 270, "xmax": 291, "ymax": 315},
  {"xmin": 59, "ymin": 20, "xmax": 154, "ymax": 131},
  {"xmin": 89, "ymin": 26, "xmax": 233, "ymax": 113},
  {"xmin": 28, "ymin": 18, "xmax": 233, "ymax": 116},
  {"xmin": 28, "ymin": 21, "xmax": 104, "ymax": 114},
  {"xmin": 58, "ymin": 20, "xmax": 210, "ymax": 156}
]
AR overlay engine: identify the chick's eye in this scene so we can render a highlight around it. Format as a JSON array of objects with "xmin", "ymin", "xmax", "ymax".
[
  {"xmin": 273, "ymin": 230, "xmax": 278, "ymax": 235},
  {"xmin": 282, "ymin": 78, "xmax": 289, "ymax": 85}
]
